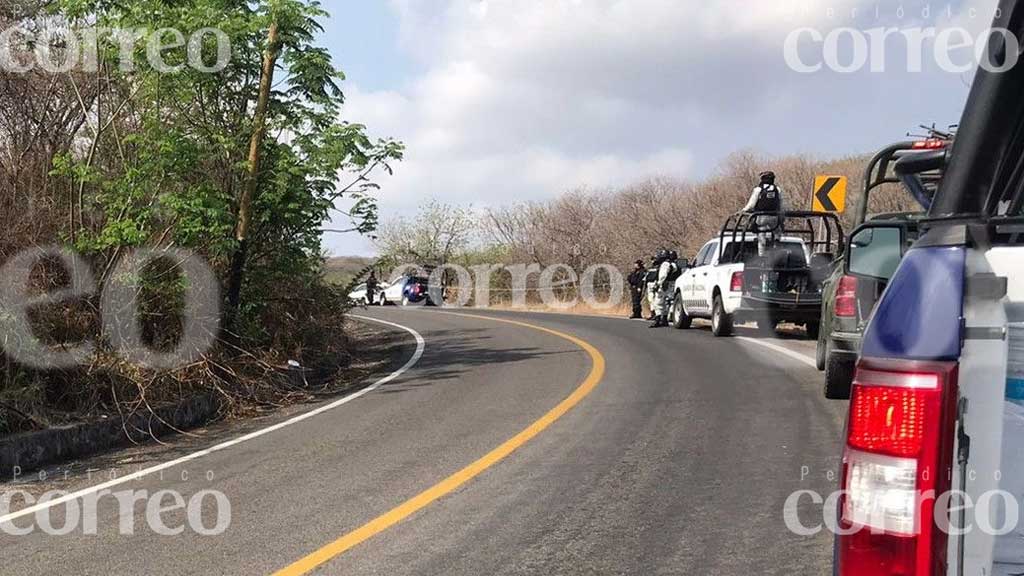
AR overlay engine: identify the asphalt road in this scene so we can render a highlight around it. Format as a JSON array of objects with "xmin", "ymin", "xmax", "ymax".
[{"xmin": 1, "ymin": 308, "xmax": 848, "ymax": 575}]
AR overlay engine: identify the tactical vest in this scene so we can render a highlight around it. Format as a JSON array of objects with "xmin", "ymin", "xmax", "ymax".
[{"xmin": 753, "ymin": 184, "xmax": 781, "ymax": 213}]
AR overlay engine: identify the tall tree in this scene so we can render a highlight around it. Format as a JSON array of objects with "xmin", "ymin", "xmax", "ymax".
[{"xmin": 226, "ymin": 15, "xmax": 282, "ymax": 327}]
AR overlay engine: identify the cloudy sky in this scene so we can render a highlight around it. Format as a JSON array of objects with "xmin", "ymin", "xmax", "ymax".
[{"xmin": 320, "ymin": 0, "xmax": 997, "ymax": 255}]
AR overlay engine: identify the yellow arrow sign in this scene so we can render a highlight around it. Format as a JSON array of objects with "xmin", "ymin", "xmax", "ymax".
[{"xmin": 812, "ymin": 175, "xmax": 847, "ymax": 213}]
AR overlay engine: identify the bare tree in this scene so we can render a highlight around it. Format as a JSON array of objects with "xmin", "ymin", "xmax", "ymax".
[{"xmin": 376, "ymin": 200, "xmax": 476, "ymax": 273}]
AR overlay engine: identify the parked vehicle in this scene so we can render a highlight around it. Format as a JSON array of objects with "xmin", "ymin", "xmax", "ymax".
[
  {"xmin": 834, "ymin": 3, "xmax": 1024, "ymax": 573},
  {"xmin": 670, "ymin": 212, "xmax": 844, "ymax": 338},
  {"xmin": 818, "ymin": 135, "xmax": 953, "ymax": 399},
  {"xmin": 379, "ymin": 275, "xmax": 433, "ymax": 306},
  {"xmin": 348, "ymin": 283, "xmax": 370, "ymax": 305},
  {"xmin": 671, "ymin": 210, "xmax": 839, "ymax": 336}
]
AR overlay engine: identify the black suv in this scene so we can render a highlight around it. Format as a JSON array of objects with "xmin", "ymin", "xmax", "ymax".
[{"xmin": 818, "ymin": 135, "xmax": 952, "ymax": 399}]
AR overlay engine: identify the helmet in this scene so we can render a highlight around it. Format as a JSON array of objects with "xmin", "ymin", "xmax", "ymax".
[
  {"xmin": 759, "ymin": 170, "xmax": 776, "ymax": 184},
  {"xmin": 656, "ymin": 248, "xmax": 670, "ymax": 262},
  {"xmin": 668, "ymin": 250, "xmax": 678, "ymax": 261},
  {"xmin": 635, "ymin": 259, "xmax": 644, "ymax": 267}
]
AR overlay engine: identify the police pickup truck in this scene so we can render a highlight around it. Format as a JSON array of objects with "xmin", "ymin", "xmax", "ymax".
[
  {"xmin": 669, "ymin": 211, "xmax": 843, "ymax": 338},
  {"xmin": 832, "ymin": 2, "xmax": 1024, "ymax": 573}
]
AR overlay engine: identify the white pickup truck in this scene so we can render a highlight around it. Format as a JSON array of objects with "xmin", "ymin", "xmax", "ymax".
[{"xmin": 668, "ymin": 234, "xmax": 812, "ymax": 336}]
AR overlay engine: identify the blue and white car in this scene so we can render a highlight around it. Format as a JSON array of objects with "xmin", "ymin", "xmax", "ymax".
[{"xmin": 379, "ymin": 275, "xmax": 433, "ymax": 307}]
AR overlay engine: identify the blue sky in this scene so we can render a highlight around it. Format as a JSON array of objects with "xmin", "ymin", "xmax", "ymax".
[
  {"xmin": 319, "ymin": 1, "xmax": 413, "ymax": 93},
  {"xmin": 318, "ymin": 0, "xmax": 994, "ymax": 256}
]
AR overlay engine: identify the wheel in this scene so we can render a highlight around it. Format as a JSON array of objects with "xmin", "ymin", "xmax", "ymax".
[
  {"xmin": 824, "ymin": 344, "xmax": 855, "ymax": 400},
  {"xmin": 711, "ymin": 294, "xmax": 733, "ymax": 337},
  {"xmin": 805, "ymin": 321, "xmax": 821, "ymax": 341},
  {"xmin": 670, "ymin": 293, "xmax": 692, "ymax": 329},
  {"xmin": 379, "ymin": 295, "xmax": 388, "ymax": 306},
  {"xmin": 815, "ymin": 329, "xmax": 827, "ymax": 371}
]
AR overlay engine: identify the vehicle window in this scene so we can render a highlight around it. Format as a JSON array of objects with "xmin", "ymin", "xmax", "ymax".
[
  {"xmin": 720, "ymin": 241, "xmax": 758, "ymax": 263},
  {"xmin": 699, "ymin": 242, "xmax": 718, "ymax": 266},
  {"xmin": 849, "ymin": 227, "xmax": 903, "ymax": 280},
  {"xmin": 720, "ymin": 241, "xmax": 805, "ymax": 263},
  {"xmin": 692, "ymin": 244, "xmax": 711, "ymax": 267}
]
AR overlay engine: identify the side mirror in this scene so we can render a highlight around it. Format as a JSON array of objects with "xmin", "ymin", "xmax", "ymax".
[{"xmin": 844, "ymin": 224, "xmax": 906, "ymax": 281}]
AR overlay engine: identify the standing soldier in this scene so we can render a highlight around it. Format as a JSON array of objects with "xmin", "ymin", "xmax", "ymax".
[
  {"xmin": 650, "ymin": 248, "xmax": 679, "ymax": 328},
  {"xmin": 627, "ymin": 260, "xmax": 646, "ymax": 319},
  {"xmin": 741, "ymin": 170, "xmax": 785, "ymax": 256},
  {"xmin": 366, "ymin": 270, "xmax": 379, "ymax": 305},
  {"xmin": 645, "ymin": 254, "xmax": 661, "ymax": 320}
]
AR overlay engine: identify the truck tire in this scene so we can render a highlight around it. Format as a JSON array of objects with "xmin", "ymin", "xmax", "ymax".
[
  {"xmin": 671, "ymin": 293, "xmax": 692, "ymax": 329},
  {"xmin": 815, "ymin": 330, "xmax": 827, "ymax": 371},
  {"xmin": 824, "ymin": 345, "xmax": 855, "ymax": 400},
  {"xmin": 805, "ymin": 321, "xmax": 821, "ymax": 341},
  {"xmin": 711, "ymin": 294, "xmax": 733, "ymax": 337}
]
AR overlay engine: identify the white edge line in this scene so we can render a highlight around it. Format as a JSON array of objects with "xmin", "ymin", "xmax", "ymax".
[
  {"xmin": 416, "ymin": 307, "xmax": 818, "ymax": 368},
  {"xmin": 735, "ymin": 336, "xmax": 817, "ymax": 369},
  {"xmin": 0, "ymin": 314, "xmax": 425, "ymax": 525}
]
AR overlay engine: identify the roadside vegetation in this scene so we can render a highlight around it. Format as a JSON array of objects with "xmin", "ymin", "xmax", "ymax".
[
  {"xmin": 0, "ymin": 0, "xmax": 402, "ymax": 436},
  {"xmin": 375, "ymin": 150, "xmax": 917, "ymax": 310}
]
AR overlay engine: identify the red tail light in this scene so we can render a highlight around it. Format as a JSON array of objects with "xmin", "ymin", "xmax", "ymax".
[
  {"xmin": 912, "ymin": 139, "xmax": 948, "ymax": 150},
  {"xmin": 835, "ymin": 275, "xmax": 858, "ymax": 318},
  {"xmin": 837, "ymin": 360, "xmax": 959, "ymax": 576},
  {"xmin": 730, "ymin": 271, "xmax": 743, "ymax": 292}
]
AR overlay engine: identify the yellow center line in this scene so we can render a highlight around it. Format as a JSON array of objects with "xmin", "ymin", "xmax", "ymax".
[{"xmin": 272, "ymin": 312, "xmax": 606, "ymax": 576}]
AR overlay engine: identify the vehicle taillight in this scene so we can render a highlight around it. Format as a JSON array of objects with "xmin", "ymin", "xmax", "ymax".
[
  {"xmin": 730, "ymin": 271, "xmax": 743, "ymax": 292},
  {"xmin": 912, "ymin": 139, "xmax": 947, "ymax": 150},
  {"xmin": 837, "ymin": 360, "xmax": 959, "ymax": 576},
  {"xmin": 835, "ymin": 275, "xmax": 858, "ymax": 318},
  {"xmin": 412, "ymin": 283, "xmax": 421, "ymax": 296}
]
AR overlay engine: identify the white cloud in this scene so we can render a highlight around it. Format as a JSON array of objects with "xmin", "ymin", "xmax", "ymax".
[{"xmin": 326, "ymin": 0, "xmax": 998, "ymax": 255}]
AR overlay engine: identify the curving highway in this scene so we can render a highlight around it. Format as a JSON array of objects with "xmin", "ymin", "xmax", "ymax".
[{"xmin": 3, "ymin": 308, "xmax": 848, "ymax": 575}]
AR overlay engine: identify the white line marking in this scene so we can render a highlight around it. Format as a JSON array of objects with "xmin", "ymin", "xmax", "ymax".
[
  {"xmin": 0, "ymin": 315, "xmax": 425, "ymax": 525},
  {"xmin": 736, "ymin": 336, "xmax": 817, "ymax": 369},
  {"xmin": 416, "ymin": 307, "xmax": 820, "ymax": 368}
]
